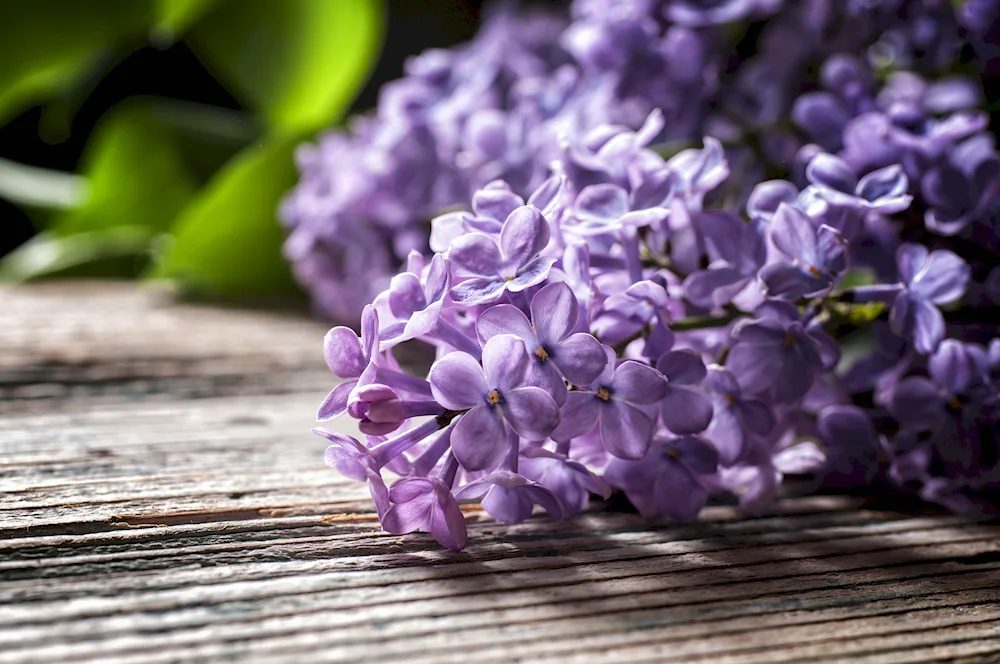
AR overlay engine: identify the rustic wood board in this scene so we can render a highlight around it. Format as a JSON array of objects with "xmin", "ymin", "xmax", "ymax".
[{"xmin": 2, "ymin": 282, "xmax": 999, "ymax": 663}]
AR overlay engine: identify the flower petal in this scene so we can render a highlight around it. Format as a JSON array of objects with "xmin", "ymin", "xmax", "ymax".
[
  {"xmin": 551, "ymin": 391, "xmax": 600, "ymax": 441},
  {"xmin": 611, "ymin": 360, "xmax": 667, "ymax": 404},
  {"xmin": 449, "ymin": 277, "xmax": 506, "ymax": 306},
  {"xmin": 507, "ymin": 256, "xmax": 558, "ymax": 292},
  {"xmin": 770, "ymin": 203, "xmax": 818, "ymax": 265},
  {"xmin": 317, "ymin": 381, "xmax": 356, "ymax": 421},
  {"xmin": 449, "ymin": 233, "xmax": 503, "ymax": 277},
  {"xmin": 323, "ymin": 327, "xmax": 365, "ymax": 378},
  {"xmin": 428, "ymin": 487, "xmax": 467, "ymax": 550},
  {"xmin": 483, "ymin": 334, "xmax": 530, "ymax": 393},
  {"xmin": 682, "ymin": 267, "xmax": 745, "ymax": 308},
  {"xmin": 661, "ymin": 386, "xmax": 714, "ymax": 434},
  {"xmin": 910, "ymin": 249, "xmax": 969, "ymax": 304},
  {"xmin": 500, "ymin": 205, "xmax": 550, "ymax": 269},
  {"xmin": 476, "ymin": 304, "xmax": 536, "ymax": 346},
  {"xmin": 655, "ymin": 350, "xmax": 707, "ymax": 385},
  {"xmin": 530, "ymin": 281, "xmax": 579, "ymax": 348},
  {"xmin": 429, "ymin": 351, "xmax": 488, "ymax": 410},
  {"xmin": 552, "ymin": 333, "xmax": 608, "ymax": 386},
  {"xmin": 501, "ymin": 386, "xmax": 560, "ymax": 440},
  {"xmin": 600, "ymin": 400, "xmax": 655, "ymax": 459},
  {"xmin": 451, "ymin": 405, "xmax": 508, "ymax": 471}
]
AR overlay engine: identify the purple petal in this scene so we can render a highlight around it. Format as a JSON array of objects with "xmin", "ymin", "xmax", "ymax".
[
  {"xmin": 317, "ymin": 381, "xmax": 356, "ymax": 420},
  {"xmin": 630, "ymin": 168, "xmax": 678, "ymax": 210},
  {"xmin": 424, "ymin": 254, "xmax": 451, "ymax": 303},
  {"xmin": 706, "ymin": 405, "xmax": 746, "ymax": 466},
  {"xmin": 552, "ymin": 333, "xmax": 607, "ymax": 386},
  {"xmin": 600, "ymin": 400, "xmax": 655, "ymax": 459},
  {"xmin": 696, "ymin": 210, "xmax": 744, "ymax": 264},
  {"xmin": 480, "ymin": 483, "xmax": 534, "ymax": 524},
  {"xmin": 929, "ymin": 339, "xmax": 987, "ymax": 396},
  {"xmin": 551, "ymin": 391, "xmax": 601, "ymax": 441},
  {"xmin": 806, "ymin": 153, "xmax": 857, "ymax": 192},
  {"xmin": 857, "ymin": 165, "xmax": 911, "ymax": 211},
  {"xmin": 727, "ymin": 341, "xmax": 779, "ymax": 395},
  {"xmin": 507, "ymin": 256, "xmax": 558, "ymax": 293},
  {"xmin": 737, "ymin": 398, "xmax": 775, "ymax": 436},
  {"xmin": 389, "ymin": 477, "xmax": 434, "ymax": 503},
  {"xmin": 760, "ymin": 263, "xmax": 829, "ymax": 300},
  {"xmin": 527, "ymin": 174, "xmax": 565, "ymax": 216},
  {"xmin": 449, "ymin": 233, "xmax": 502, "ymax": 277},
  {"xmin": 451, "ymin": 405, "xmax": 508, "ymax": 471},
  {"xmin": 683, "ymin": 267, "xmax": 745, "ymax": 308},
  {"xmin": 381, "ymin": 494, "xmax": 432, "ymax": 535},
  {"xmin": 890, "ymin": 292, "xmax": 945, "ymax": 355},
  {"xmin": 323, "ymin": 327, "xmax": 365, "ymax": 378},
  {"xmin": 531, "ymin": 282, "xmax": 579, "ymax": 348},
  {"xmin": 388, "ymin": 273, "xmax": 426, "ymax": 320},
  {"xmin": 428, "ymin": 488, "xmax": 467, "ymax": 550},
  {"xmin": 501, "ymin": 386, "xmax": 560, "ymax": 440},
  {"xmin": 909, "ymin": 249, "xmax": 969, "ymax": 304},
  {"xmin": 429, "ymin": 351, "xmax": 488, "ymax": 410},
  {"xmin": 889, "ymin": 377, "xmax": 946, "ymax": 431},
  {"xmin": 672, "ymin": 436, "xmax": 719, "ymax": 475},
  {"xmin": 895, "ymin": 243, "xmax": 929, "ymax": 287},
  {"xmin": 476, "ymin": 304, "xmax": 536, "ymax": 346},
  {"xmin": 611, "ymin": 360, "xmax": 668, "ymax": 404},
  {"xmin": 747, "ymin": 179, "xmax": 798, "ymax": 220},
  {"xmin": 703, "ymin": 365, "xmax": 741, "ymax": 396},
  {"xmin": 449, "ymin": 277, "xmax": 506, "ymax": 306},
  {"xmin": 473, "ymin": 185, "xmax": 524, "ymax": 222},
  {"xmin": 483, "ymin": 335, "xmax": 529, "ymax": 393},
  {"xmin": 770, "ymin": 203, "xmax": 818, "ymax": 264},
  {"xmin": 815, "ymin": 224, "xmax": 847, "ymax": 274},
  {"xmin": 773, "ymin": 441, "xmax": 826, "ymax": 474},
  {"xmin": 360, "ymin": 306, "xmax": 378, "ymax": 359},
  {"xmin": 661, "ymin": 386, "xmax": 714, "ymax": 434},
  {"xmin": 576, "ymin": 183, "xmax": 630, "ymax": 224},
  {"xmin": 655, "ymin": 350, "xmax": 707, "ymax": 385},
  {"xmin": 651, "ymin": 461, "xmax": 706, "ymax": 521},
  {"xmin": 500, "ymin": 206, "xmax": 550, "ymax": 269}
]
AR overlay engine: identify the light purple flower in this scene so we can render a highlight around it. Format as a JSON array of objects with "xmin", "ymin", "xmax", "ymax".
[
  {"xmin": 889, "ymin": 244, "xmax": 970, "ymax": 354},
  {"xmin": 551, "ymin": 346, "xmax": 667, "ymax": 459},
  {"xmin": 702, "ymin": 365, "xmax": 775, "ymax": 465},
  {"xmin": 448, "ymin": 205, "xmax": 557, "ymax": 306},
  {"xmin": 804, "ymin": 153, "xmax": 913, "ymax": 214},
  {"xmin": 605, "ymin": 436, "xmax": 719, "ymax": 521},
  {"xmin": 428, "ymin": 335, "xmax": 560, "ymax": 470},
  {"xmin": 316, "ymin": 429, "xmax": 390, "ymax": 518},
  {"xmin": 318, "ymin": 305, "xmax": 379, "ymax": 420},
  {"xmin": 456, "ymin": 470, "xmax": 563, "ymax": 524},
  {"xmin": 476, "ymin": 282, "xmax": 608, "ymax": 402},
  {"xmin": 760, "ymin": 203, "xmax": 847, "ymax": 300},
  {"xmin": 518, "ymin": 447, "xmax": 611, "ymax": 517},
  {"xmin": 381, "ymin": 477, "xmax": 467, "ymax": 550},
  {"xmin": 683, "ymin": 211, "xmax": 767, "ymax": 309},
  {"xmin": 655, "ymin": 350, "xmax": 714, "ymax": 435},
  {"xmin": 380, "ymin": 253, "xmax": 452, "ymax": 342}
]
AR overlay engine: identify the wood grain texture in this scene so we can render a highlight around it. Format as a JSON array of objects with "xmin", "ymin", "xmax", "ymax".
[{"xmin": 2, "ymin": 282, "xmax": 999, "ymax": 663}]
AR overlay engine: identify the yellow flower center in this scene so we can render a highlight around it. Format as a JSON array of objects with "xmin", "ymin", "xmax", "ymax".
[
  {"xmin": 784, "ymin": 332, "xmax": 795, "ymax": 348},
  {"xmin": 534, "ymin": 346, "xmax": 549, "ymax": 361},
  {"xmin": 597, "ymin": 387, "xmax": 611, "ymax": 401},
  {"xmin": 503, "ymin": 276, "xmax": 516, "ymax": 282},
  {"xmin": 948, "ymin": 396, "xmax": 962, "ymax": 411},
  {"xmin": 806, "ymin": 264, "xmax": 822, "ymax": 277},
  {"xmin": 487, "ymin": 389, "xmax": 502, "ymax": 405}
]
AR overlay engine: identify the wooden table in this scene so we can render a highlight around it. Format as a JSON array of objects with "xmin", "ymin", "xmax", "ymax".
[{"xmin": 2, "ymin": 282, "xmax": 999, "ymax": 663}]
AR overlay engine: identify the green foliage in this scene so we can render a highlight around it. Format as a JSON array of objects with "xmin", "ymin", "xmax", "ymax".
[
  {"xmin": 0, "ymin": 1, "xmax": 150, "ymax": 127},
  {"xmin": 190, "ymin": 0, "xmax": 384, "ymax": 133},
  {"xmin": 53, "ymin": 102, "xmax": 200, "ymax": 238},
  {"xmin": 0, "ymin": 0, "xmax": 386, "ymax": 299},
  {"xmin": 150, "ymin": 137, "xmax": 301, "ymax": 296}
]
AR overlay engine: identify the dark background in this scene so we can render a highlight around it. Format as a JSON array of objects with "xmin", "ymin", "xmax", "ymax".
[{"xmin": 0, "ymin": 0, "xmax": 490, "ymax": 258}]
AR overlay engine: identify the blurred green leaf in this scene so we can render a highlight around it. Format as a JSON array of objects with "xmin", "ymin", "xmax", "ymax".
[
  {"xmin": 0, "ymin": 226, "xmax": 156, "ymax": 282},
  {"xmin": 151, "ymin": 0, "xmax": 221, "ymax": 43},
  {"xmin": 189, "ymin": 0, "xmax": 384, "ymax": 133},
  {"xmin": 0, "ymin": 1, "xmax": 150, "ymax": 126},
  {"xmin": 149, "ymin": 136, "xmax": 301, "ymax": 296},
  {"xmin": 52, "ymin": 101, "xmax": 200, "ymax": 237},
  {"xmin": 0, "ymin": 157, "xmax": 87, "ymax": 209}
]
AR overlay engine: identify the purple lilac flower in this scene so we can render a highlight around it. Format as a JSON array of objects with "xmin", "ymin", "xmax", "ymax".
[
  {"xmin": 683, "ymin": 211, "xmax": 767, "ymax": 310},
  {"xmin": 448, "ymin": 206, "xmax": 557, "ymax": 305},
  {"xmin": 428, "ymin": 335, "xmax": 560, "ymax": 470},
  {"xmin": 318, "ymin": 305, "xmax": 379, "ymax": 420},
  {"xmin": 605, "ymin": 436, "xmax": 720, "ymax": 520},
  {"xmin": 889, "ymin": 244, "xmax": 970, "ymax": 354},
  {"xmin": 759, "ymin": 202, "xmax": 848, "ymax": 300},
  {"xmin": 655, "ymin": 350, "xmax": 714, "ymax": 435},
  {"xmin": 702, "ymin": 365, "xmax": 775, "ymax": 465},
  {"xmin": 381, "ymin": 476, "xmax": 468, "ymax": 550},
  {"xmin": 552, "ymin": 346, "xmax": 668, "ymax": 459}
]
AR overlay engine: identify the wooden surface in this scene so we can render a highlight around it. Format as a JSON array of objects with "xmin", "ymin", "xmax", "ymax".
[{"xmin": 2, "ymin": 282, "xmax": 1000, "ymax": 663}]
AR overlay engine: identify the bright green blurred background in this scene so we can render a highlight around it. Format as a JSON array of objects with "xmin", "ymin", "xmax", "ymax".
[{"xmin": 0, "ymin": 0, "xmax": 481, "ymax": 301}]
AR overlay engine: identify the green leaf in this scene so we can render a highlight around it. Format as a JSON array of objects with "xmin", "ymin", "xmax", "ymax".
[
  {"xmin": 189, "ymin": 0, "xmax": 384, "ymax": 133},
  {"xmin": 52, "ymin": 100, "xmax": 200, "ymax": 237},
  {"xmin": 0, "ymin": 226, "xmax": 156, "ymax": 282},
  {"xmin": 149, "ymin": 136, "xmax": 301, "ymax": 296},
  {"xmin": 151, "ymin": 0, "xmax": 220, "ymax": 43},
  {"xmin": 0, "ymin": 1, "xmax": 150, "ymax": 126}
]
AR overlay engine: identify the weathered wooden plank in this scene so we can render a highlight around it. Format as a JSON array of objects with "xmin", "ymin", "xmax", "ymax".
[{"xmin": 2, "ymin": 283, "xmax": 999, "ymax": 664}]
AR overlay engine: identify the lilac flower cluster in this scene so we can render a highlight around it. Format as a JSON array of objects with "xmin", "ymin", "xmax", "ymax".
[{"xmin": 304, "ymin": 1, "xmax": 1000, "ymax": 547}]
